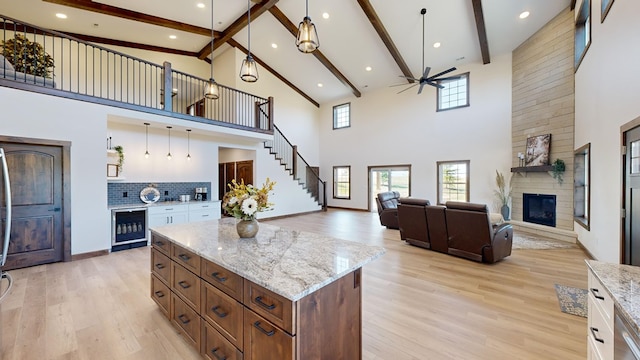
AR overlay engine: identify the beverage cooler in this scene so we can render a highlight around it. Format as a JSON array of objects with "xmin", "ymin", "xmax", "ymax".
[{"xmin": 111, "ymin": 207, "xmax": 147, "ymax": 251}]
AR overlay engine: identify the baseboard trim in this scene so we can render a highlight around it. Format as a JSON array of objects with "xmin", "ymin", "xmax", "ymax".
[
  {"xmin": 71, "ymin": 249, "xmax": 110, "ymax": 261},
  {"xmin": 261, "ymin": 209, "xmax": 325, "ymax": 221},
  {"xmin": 326, "ymin": 206, "xmax": 369, "ymax": 212}
]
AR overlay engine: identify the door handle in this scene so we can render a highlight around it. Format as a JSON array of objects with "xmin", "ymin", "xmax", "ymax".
[{"xmin": 48, "ymin": 207, "xmax": 61, "ymax": 212}]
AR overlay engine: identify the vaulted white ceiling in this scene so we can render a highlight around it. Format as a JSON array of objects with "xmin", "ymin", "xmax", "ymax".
[{"xmin": 2, "ymin": 0, "xmax": 571, "ymax": 105}]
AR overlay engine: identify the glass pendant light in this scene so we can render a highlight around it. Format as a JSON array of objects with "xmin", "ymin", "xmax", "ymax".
[
  {"xmin": 144, "ymin": 122, "xmax": 150, "ymax": 158},
  {"xmin": 204, "ymin": 0, "xmax": 220, "ymax": 99},
  {"xmin": 240, "ymin": 0, "xmax": 258, "ymax": 82},
  {"xmin": 296, "ymin": 0, "xmax": 319, "ymax": 53},
  {"xmin": 166, "ymin": 126, "xmax": 172, "ymax": 160},
  {"xmin": 186, "ymin": 129, "xmax": 192, "ymax": 161}
]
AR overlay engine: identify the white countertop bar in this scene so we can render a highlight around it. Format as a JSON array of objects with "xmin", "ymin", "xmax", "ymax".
[{"xmin": 150, "ymin": 217, "xmax": 386, "ymax": 301}]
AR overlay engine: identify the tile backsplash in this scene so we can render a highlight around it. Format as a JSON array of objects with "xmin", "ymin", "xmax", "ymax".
[{"xmin": 108, "ymin": 182, "xmax": 211, "ymax": 206}]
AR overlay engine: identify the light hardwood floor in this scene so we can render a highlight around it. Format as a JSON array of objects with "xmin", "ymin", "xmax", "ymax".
[{"xmin": 0, "ymin": 209, "xmax": 589, "ymax": 360}]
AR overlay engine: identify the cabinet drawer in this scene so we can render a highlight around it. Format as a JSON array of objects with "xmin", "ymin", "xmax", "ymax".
[
  {"xmin": 149, "ymin": 204, "xmax": 189, "ymax": 215},
  {"xmin": 151, "ymin": 233, "xmax": 171, "ymax": 255},
  {"xmin": 587, "ymin": 297, "xmax": 613, "ymax": 360},
  {"xmin": 588, "ymin": 270, "xmax": 614, "ymax": 329},
  {"xmin": 202, "ymin": 281, "xmax": 244, "ymax": 349},
  {"xmin": 243, "ymin": 308, "xmax": 294, "ymax": 360},
  {"xmin": 189, "ymin": 210, "xmax": 215, "ymax": 223},
  {"xmin": 202, "ymin": 321, "xmax": 243, "ymax": 360},
  {"xmin": 172, "ymin": 243, "xmax": 201, "ymax": 274},
  {"xmin": 202, "ymin": 258, "xmax": 243, "ymax": 301},
  {"xmin": 244, "ymin": 281, "xmax": 295, "ymax": 335},
  {"xmin": 171, "ymin": 294, "xmax": 201, "ymax": 349},
  {"xmin": 151, "ymin": 248, "xmax": 171, "ymax": 284},
  {"xmin": 189, "ymin": 202, "xmax": 218, "ymax": 211},
  {"xmin": 151, "ymin": 274, "xmax": 170, "ymax": 318},
  {"xmin": 172, "ymin": 262, "xmax": 201, "ymax": 311}
]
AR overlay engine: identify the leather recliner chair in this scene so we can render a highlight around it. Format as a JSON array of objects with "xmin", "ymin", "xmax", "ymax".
[
  {"xmin": 398, "ymin": 198, "xmax": 431, "ymax": 249},
  {"xmin": 376, "ymin": 191, "xmax": 401, "ymax": 229},
  {"xmin": 444, "ymin": 201, "xmax": 513, "ymax": 263},
  {"xmin": 425, "ymin": 205, "xmax": 449, "ymax": 254}
]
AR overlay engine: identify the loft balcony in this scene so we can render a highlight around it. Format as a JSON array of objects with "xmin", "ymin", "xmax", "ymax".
[{"xmin": 0, "ymin": 14, "xmax": 273, "ymax": 134}]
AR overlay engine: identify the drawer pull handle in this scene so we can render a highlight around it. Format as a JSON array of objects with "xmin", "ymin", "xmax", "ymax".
[
  {"xmin": 253, "ymin": 321, "xmax": 275, "ymax": 336},
  {"xmin": 178, "ymin": 314, "xmax": 190, "ymax": 325},
  {"xmin": 590, "ymin": 288, "xmax": 605, "ymax": 301},
  {"xmin": 178, "ymin": 254, "xmax": 191, "ymax": 262},
  {"xmin": 255, "ymin": 296, "xmax": 276, "ymax": 310},
  {"xmin": 155, "ymin": 263, "xmax": 165, "ymax": 270},
  {"xmin": 178, "ymin": 281, "xmax": 191, "ymax": 289},
  {"xmin": 211, "ymin": 272, "xmax": 227, "ymax": 282},
  {"xmin": 210, "ymin": 347, "xmax": 227, "ymax": 360},
  {"xmin": 154, "ymin": 290, "xmax": 165, "ymax": 298},
  {"xmin": 155, "ymin": 240, "xmax": 164, "ymax": 246},
  {"xmin": 211, "ymin": 305, "xmax": 228, "ymax": 318},
  {"xmin": 590, "ymin": 327, "xmax": 605, "ymax": 343}
]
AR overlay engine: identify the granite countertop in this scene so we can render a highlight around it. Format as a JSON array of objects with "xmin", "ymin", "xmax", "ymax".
[
  {"xmin": 150, "ymin": 217, "xmax": 386, "ymax": 301},
  {"xmin": 109, "ymin": 200, "xmax": 220, "ymax": 210},
  {"xmin": 586, "ymin": 260, "xmax": 640, "ymax": 334}
]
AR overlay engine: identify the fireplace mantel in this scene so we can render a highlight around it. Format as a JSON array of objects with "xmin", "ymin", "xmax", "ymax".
[{"xmin": 511, "ymin": 165, "xmax": 554, "ymax": 173}]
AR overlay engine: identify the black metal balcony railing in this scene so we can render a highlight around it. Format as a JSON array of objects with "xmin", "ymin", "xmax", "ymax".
[{"xmin": 0, "ymin": 14, "xmax": 272, "ymax": 133}]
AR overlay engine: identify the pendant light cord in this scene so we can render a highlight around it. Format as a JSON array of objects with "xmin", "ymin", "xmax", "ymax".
[
  {"xmin": 247, "ymin": 0, "xmax": 251, "ymax": 56},
  {"xmin": 421, "ymin": 9, "xmax": 425, "ymax": 73},
  {"xmin": 306, "ymin": 0, "xmax": 309, "ymax": 17},
  {"xmin": 210, "ymin": 0, "xmax": 214, "ymax": 79}
]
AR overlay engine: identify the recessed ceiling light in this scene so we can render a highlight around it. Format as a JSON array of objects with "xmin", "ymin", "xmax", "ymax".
[
  {"xmin": 519, "ymin": 11, "xmax": 530, "ymax": 19},
  {"xmin": 169, "ymin": 35, "xmax": 177, "ymax": 39},
  {"xmin": 55, "ymin": 13, "xmax": 67, "ymax": 19},
  {"xmin": 317, "ymin": 83, "xmax": 323, "ymax": 88},
  {"xmin": 271, "ymin": 43, "xmax": 278, "ymax": 49},
  {"xmin": 365, "ymin": 66, "xmax": 372, "ymax": 72},
  {"xmin": 197, "ymin": 3, "xmax": 205, "ymax": 8},
  {"xmin": 322, "ymin": 12, "xmax": 330, "ymax": 19},
  {"xmin": 433, "ymin": 42, "xmax": 441, "ymax": 48}
]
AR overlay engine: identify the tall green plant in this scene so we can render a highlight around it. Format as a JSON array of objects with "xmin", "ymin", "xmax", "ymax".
[
  {"xmin": 1, "ymin": 34, "xmax": 54, "ymax": 78},
  {"xmin": 494, "ymin": 170, "xmax": 513, "ymax": 206}
]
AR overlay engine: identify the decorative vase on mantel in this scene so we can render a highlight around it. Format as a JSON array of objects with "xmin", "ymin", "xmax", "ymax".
[
  {"xmin": 236, "ymin": 219, "xmax": 259, "ymax": 238},
  {"xmin": 501, "ymin": 205, "xmax": 511, "ymax": 221}
]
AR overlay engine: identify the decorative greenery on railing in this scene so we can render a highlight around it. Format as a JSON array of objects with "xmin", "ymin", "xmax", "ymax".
[{"xmin": 1, "ymin": 34, "xmax": 54, "ymax": 78}]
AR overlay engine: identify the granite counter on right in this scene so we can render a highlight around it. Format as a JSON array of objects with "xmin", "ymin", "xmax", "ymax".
[{"xmin": 586, "ymin": 260, "xmax": 640, "ymax": 359}]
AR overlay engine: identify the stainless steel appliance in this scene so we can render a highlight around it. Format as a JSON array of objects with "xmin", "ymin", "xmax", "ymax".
[
  {"xmin": 111, "ymin": 207, "xmax": 147, "ymax": 251},
  {"xmin": 195, "ymin": 187, "xmax": 208, "ymax": 201},
  {"xmin": 0, "ymin": 148, "xmax": 14, "ymax": 302},
  {"xmin": 615, "ymin": 309, "xmax": 640, "ymax": 359}
]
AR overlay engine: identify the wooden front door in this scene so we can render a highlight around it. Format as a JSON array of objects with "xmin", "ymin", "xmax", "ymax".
[
  {"xmin": 236, "ymin": 160, "xmax": 253, "ymax": 185},
  {"xmin": 624, "ymin": 126, "xmax": 640, "ymax": 265},
  {"xmin": 0, "ymin": 140, "xmax": 69, "ymax": 270}
]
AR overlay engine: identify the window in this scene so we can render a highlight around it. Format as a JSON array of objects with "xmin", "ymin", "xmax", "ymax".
[
  {"xmin": 437, "ymin": 72, "xmax": 469, "ymax": 111},
  {"xmin": 333, "ymin": 166, "xmax": 351, "ymax": 199},
  {"xmin": 575, "ymin": 0, "xmax": 591, "ymax": 70},
  {"xmin": 601, "ymin": 0, "xmax": 614, "ymax": 22},
  {"xmin": 574, "ymin": 143, "xmax": 590, "ymax": 230},
  {"xmin": 369, "ymin": 165, "xmax": 411, "ymax": 212},
  {"xmin": 333, "ymin": 103, "xmax": 350, "ymax": 129},
  {"xmin": 437, "ymin": 160, "xmax": 470, "ymax": 204}
]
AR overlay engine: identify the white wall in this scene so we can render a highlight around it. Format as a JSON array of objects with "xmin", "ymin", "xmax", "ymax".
[
  {"xmin": 574, "ymin": 0, "xmax": 640, "ymax": 262},
  {"xmin": 318, "ymin": 53, "xmax": 513, "ymax": 210}
]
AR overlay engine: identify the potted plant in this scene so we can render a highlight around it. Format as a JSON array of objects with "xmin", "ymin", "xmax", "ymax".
[
  {"xmin": 551, "ymin": 158, "xmax": 565, "ymax": 185},
  {"xmin": 494, "ymin": 170, "xmax": 513, "ymax": 221},
  {"xmin": 222, "ymin": 178, "xmax": 276, "ymax": 238},
  {"xmin": 113, "ymin": 145, "xmax": 125, "ymax": 173},
  {"xmin": 0, "ymin": 34, "xmax": 54, "ymax": 78}
]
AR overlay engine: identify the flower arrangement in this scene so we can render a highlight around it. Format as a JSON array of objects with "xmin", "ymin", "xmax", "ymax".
[
  {"xmin": 493, "ymin": 170, "xmax": 513, "ymax": 206},
  {"xmin": 222, "ymin": 178, "xmax": 276, "ymax": 220}
]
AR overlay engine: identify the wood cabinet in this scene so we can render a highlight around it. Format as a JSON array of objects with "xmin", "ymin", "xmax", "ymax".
[
  {"xmin": 219, "ymin": 160, "xmax": 254, "ymax": 200},
  {"xmin": 587, "ymin": 268, "xmax": 614, "ymax": 360},
  {"xmin": 150, "ymin": 233, "xmax": 363, "ymax": 359}
]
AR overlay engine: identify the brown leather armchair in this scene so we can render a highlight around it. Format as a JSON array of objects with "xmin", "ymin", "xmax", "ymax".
[
  {"xmin": 398, "ymin": 198, "xmax": 431, "ymax": 249},
  {"xmin": 425, "ymin": 205, "xmax": 449, "ymax": 254},
  {"xmin": 376, "ymin": 191, "xmax": 400, "ymax": 229},
  {"xmin": 444, "ymin": 201, "xmax": 513, "ymax": 263}
]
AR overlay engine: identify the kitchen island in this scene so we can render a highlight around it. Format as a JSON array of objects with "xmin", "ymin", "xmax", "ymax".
[{"xmin": 149, "ymin": 217, "xmax": 385, "ymax": 360}]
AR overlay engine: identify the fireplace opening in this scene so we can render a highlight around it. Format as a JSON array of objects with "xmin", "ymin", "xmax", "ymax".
[{"xmin": 523, "ymin": 193, "xmax": 556, "ymax": 227}]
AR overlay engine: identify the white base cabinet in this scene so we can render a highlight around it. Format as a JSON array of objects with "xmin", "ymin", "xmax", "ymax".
[
  {"xmin": 148, "ymin": 202, "xmax": 221, "ymax": 238},
  {"xmin": 587, "ymin": 268, "xmax": 614, "ymax": 360}
]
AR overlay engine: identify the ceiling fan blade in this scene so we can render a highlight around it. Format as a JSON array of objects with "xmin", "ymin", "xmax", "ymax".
[
  {"xmin": 426, "ymin": 81, "xmax": 445, "ymax": 89},
  {"xmin": 397, "ymin": 84, "xmax": 418, "ymax": 94},
  {"xmin": 417, "ymin": 83, "xmax": 426, "ymax": 95},
  {"xmin": 389, "ymin": 82, "xmax": 412, "ymax": 87},
  {"xmin": 399, "ymin": 75, "xmax": 419, "ymax": 82},
  {"xmin": 426, "ymin": 67, "xmax": 457, "ymax": 80},
  {"xmin": 422, "ymin": 67, "xmax": 431, "ymax": 79}
]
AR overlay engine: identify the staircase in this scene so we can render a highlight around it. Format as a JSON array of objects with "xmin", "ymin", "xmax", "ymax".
[{"xmin": 264, "ymin": 125, "xmax": 327, "ymax": 210}]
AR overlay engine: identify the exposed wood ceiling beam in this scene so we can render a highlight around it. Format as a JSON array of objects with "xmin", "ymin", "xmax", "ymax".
[
  {"xmin": 198, "ymin": 0, "xmax": 279, "ymax": 60},
  {"xmin": 471, "ymin": 0, "xmax": 491, "ymax": 65},
  {"xmin": 356, "ymin": 0, "xmax": 413, "ymax": 84},
  {"xmin": 268, "ymin": 6, "xmax": 361, "ymax": 98},
  {"xmin": 42, "ymin": 0, "xmax": 217, "ymax": 37},
  {"xmin": 228, "ymin": 39, "xmax": 319, "ymax": 108},
  {"xmin": 570, "ymin": 0, "xmax": 577, "ymax": 10},
  {"xmin": 60, "ymin": 32, "xmax": 199, "ymax": 57}
]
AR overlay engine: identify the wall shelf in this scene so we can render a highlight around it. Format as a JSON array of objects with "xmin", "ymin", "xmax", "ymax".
[{"xmin": 511, "ymin": 165, "xmax": 554, "ymax": 173}]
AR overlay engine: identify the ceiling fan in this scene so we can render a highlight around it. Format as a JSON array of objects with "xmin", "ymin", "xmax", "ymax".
[{"xmin": 395, "ymin": 8, "xmax": 458, "ymax": 95}]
